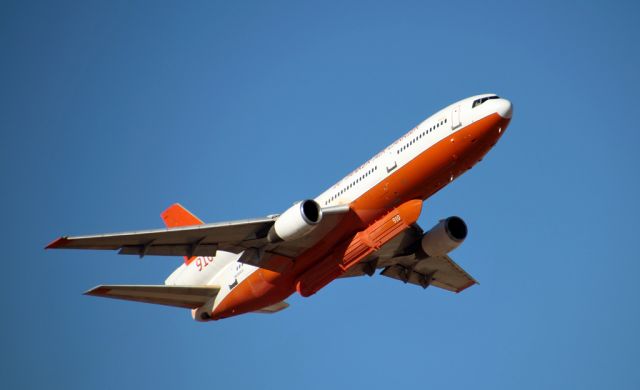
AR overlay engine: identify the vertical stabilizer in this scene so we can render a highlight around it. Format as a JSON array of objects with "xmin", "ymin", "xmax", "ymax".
[
  {"xmin": 161, "ymin": 203, "xmax": 204, "ymax": 264},
  {"xmin": 161, "ymin": 203, "xmax": 204, "ymax": 228}
]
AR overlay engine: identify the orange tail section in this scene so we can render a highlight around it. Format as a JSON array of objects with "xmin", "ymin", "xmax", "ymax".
[
  {"xmin": 161, "ymin": 203, "xmax": 204, "ymax": 228},
  {"xmin": 161, "ymin": 203, "xmax": 204, "ymax": 264}
]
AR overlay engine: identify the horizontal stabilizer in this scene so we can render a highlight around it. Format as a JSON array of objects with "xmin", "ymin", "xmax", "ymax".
[{"xmin": 84, "ymin": 285, "xmax": 220, "ymax": 309}]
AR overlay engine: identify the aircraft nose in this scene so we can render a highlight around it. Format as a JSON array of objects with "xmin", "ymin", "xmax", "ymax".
[{"xmin": 496, "ymin": 98, "xmax": 513, "ymax": 119}]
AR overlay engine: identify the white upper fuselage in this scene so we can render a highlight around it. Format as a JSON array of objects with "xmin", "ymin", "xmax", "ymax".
[
  {"xmin": 165, "ymin": 94, "xmax": 513, "ymax": 315},
  {"xmin": 316, "ymin": 94, "xmax": 512, "ymax": 207}
]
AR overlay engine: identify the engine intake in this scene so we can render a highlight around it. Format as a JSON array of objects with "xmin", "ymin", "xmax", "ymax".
[
  {"xmin": 421, "ymin": 216, "xmax": 467, "ymax": 257},
  {"xmin": 268, "ymin": 200, "xmax": 322, "ymax": 242}
]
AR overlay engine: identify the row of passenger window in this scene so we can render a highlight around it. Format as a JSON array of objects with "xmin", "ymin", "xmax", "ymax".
[
  {"xmin": 325, "ymin": 165, "xmax": 379, "ymax": 205},
  {"xmin": 397, "ymin": 118, "xmax": 448, "ymax": 154}
]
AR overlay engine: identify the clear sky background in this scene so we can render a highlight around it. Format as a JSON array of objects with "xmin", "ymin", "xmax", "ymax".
[{"xmin": 2, "ymin": 1, "xmax": 639, "ymax": 389}]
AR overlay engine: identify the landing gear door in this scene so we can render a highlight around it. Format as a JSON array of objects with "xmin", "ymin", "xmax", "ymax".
[{"xmin": 451, "ymin": 105, "xmax": 461, "ymax": 130}]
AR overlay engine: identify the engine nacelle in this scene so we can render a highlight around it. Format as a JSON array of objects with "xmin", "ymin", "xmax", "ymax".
[
  {"xmin": 421, "ymin": 216, "xmax": 468, "ymax": 257},
  {"xmin": 268, "ymin": 200, "xmax": 322, "ymax": 242}
]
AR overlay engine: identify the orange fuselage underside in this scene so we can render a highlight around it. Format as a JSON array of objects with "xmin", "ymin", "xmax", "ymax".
[{"xmin": 211, "ymin": 113, "xmax": 511, "ymax": 319}]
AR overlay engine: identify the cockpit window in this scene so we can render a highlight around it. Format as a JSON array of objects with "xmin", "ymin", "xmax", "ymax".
[{"xmin": 472, "ymin": 95, "xmax": 500, "ymax": 108}]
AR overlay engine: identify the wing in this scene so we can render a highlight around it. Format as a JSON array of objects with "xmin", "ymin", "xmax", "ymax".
[
  {"xmin": 47, "ymin": 205, "xmax": 350, "ymax": 259},
  {"xmin": 379, "ymin": 255, "xmax": 477, "ymax": 292},
  {"xmin": 84, "ymin": 285, "xmax": 220, "ymax": 308},
  {"xmin": 341, "ymin": 224, "xmax": 478, "ymax": 293},
  {"xmin": 47, "ymin": 217, "xmax": 274, "ymax": 256}
]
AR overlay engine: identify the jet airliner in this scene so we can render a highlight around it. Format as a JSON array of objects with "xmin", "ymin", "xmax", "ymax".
[{"xmin": 47, "ymin": 94, "xmax": 513, "ymax": 321}]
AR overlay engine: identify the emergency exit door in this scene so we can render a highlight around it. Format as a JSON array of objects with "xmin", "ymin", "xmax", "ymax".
[{"xmin": 451, "ymin": 105, "xmax": 461, "ymax": 130}]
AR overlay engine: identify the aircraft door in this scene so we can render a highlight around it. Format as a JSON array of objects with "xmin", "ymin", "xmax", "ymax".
[
  {"xmin": 385, "ymin": 148, "xmax": 397, "ymax": 174},
  {"xmin": 451, "ymin": 106, "xmax": 461, "ymax": 130}
]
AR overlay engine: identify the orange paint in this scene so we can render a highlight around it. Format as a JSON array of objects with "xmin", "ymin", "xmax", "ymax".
[
  {"xmin": 295, "ymin": 199, "xmax": 423, "ymax": 297},
  {"xmin": 210, "ymin": 112, "xmax": 510, "ymax": 320},
  {"xmin": 210, "ymin": 268, "xmax": 294, "ymax": 319},
  {"xmin": 161, "ymin": 203, "xmax": 204, "ymax": 228},
  {"xmin": 161, "ymin": 203, "xmax": 204, "ymax": 264},
  {"xmin": 45, "ymin": 237, "xmax": 69, "ymax": 249}
]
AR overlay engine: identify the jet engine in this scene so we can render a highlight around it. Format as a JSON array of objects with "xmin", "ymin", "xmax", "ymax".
[
  {"xmin": 268, "ymin": 200, "xmax": 322, "ymax": 242},
  {"xmin": 421, "ymin": 216, "xmax": 468, "ymax": 257}
]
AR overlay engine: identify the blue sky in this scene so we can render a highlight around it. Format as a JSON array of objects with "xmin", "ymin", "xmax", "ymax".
[{"xmin": 2, "ymin": 1, "xmax": 639, "ymax": 389}]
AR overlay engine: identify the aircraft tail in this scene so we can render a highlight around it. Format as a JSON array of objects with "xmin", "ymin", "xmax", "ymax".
[
  {"xmin": 161, "ymin": 203, "xmax": 204, "ymax": 264},
  {"xmin": 161, "ymin": 203, "xmax": 204, "ymax": 228}
]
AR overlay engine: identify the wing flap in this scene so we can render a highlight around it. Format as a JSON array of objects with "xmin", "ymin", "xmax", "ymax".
[
  {"xmin": 118, "ymin": 244, "xmax": 219, "ymax": 257},
  {"xmin": 380, "ymin": 255, "xmax": 477, "ymax": 293},
  {"xmin": 84, "ymin": 285, "xmax": 220, "ymax": 309}
]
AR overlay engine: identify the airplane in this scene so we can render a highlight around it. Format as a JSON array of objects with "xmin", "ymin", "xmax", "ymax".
[{"xmin": 47, "ymin": 94, "xmax": 513, "ymax": 321}]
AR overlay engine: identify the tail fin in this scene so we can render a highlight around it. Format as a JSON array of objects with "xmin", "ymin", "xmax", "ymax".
[
  {"xmin": 161, "ymin": 203, "xmax": 204, "ymax": 228},
  {"xmin": 161, "ymin": 203, "xmax": 204, "ymax": 264}
]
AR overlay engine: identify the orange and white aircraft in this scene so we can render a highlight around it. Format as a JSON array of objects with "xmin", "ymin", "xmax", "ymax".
[{"xmin": 47, "ymin": 94, "xmax": 512, "ymax": 321}]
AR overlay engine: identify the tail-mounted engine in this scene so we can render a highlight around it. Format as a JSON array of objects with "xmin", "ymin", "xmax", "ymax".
[
  {"xmin": 421, "ymin": 216, "xmax": 468, "ymax": 257},
  {"xmin": 268, "ymin": 200, "xmax": 322, "ymax": 243}
]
